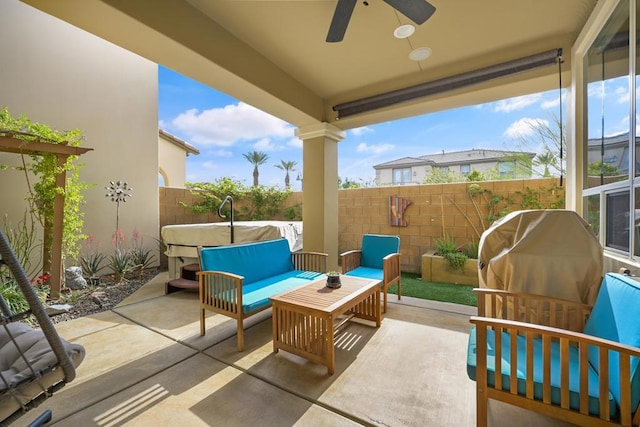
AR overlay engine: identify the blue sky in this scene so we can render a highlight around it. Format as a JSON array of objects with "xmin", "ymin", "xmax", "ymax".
[{"xmin": 157, "ymin": 65, "xmax": 629, "ymax": 190}]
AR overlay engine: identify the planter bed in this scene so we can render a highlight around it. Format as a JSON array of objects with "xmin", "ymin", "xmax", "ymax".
[{"xmin": 421, "ymin": 253, "xmax": 479, "ymax": 286}]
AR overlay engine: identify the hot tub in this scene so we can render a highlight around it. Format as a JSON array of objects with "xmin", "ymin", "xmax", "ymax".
[{"xmin": 161, "ymin": 220, "xmax": 303, "ymax": 279}]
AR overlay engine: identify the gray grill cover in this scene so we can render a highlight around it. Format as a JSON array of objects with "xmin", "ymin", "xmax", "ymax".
[{"xmin": 478, "ymin": 209, "xmax": 603, "ymax": 305}]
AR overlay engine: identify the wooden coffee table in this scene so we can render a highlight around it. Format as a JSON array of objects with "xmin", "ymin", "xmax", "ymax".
[{"xmin": 270, "ymin": 275, "xmax": 381, "ymax": 374}]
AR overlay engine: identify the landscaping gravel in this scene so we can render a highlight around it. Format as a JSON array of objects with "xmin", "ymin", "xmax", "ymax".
[{"xmin": 49, "ymin": 268, "xmax": 162, "ymax": 324}]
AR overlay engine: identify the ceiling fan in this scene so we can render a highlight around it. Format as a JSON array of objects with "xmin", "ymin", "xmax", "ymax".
[{"xmin": 326, "ymin": 0, "xmax": 436, "ymax": 43}]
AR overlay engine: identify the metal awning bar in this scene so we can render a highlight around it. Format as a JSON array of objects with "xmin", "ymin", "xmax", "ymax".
[{"xmin": 333, "ymin": 48, "xmax": 563, "ymax": 119}]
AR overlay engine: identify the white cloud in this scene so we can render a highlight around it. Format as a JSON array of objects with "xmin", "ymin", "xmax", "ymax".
[
  {"xmin": 587, "ymin": 82, "xmax": 604, "ymax": 98},
  {"xmin": 201, "ymin": 161, "xmax": 217, "ymax": 170},
  {"xmin": 350, "ymin": 126, "xmax": 374, "ymax": 136},
  {"xmin": 356, "ymin": 142, "xmax": 394, "ymax": 154},
  {"xmin": 253, "ymin": 137, "xmax": 283, "ymax": 151},
  {"xmin": 339, "ymin": 155, "xmax": 378, "ymax": 182},
  {"xmin": 494, "ymin": 94, "xmax": 542, "ymax": 113},
  {"xmin": 212, "ymin": 149, "xmax": 232, "ymax": 157},
  {"xmin": 540, "ymin": 98, "xmax": 559, "ymax": 109},
  {"xmin": 287, "ymin": 137, "xmax": 303, "ymax": 148},
  {"xmin": 158, "ymin": 119, "xmax": 167, "ymax": 128},
  {"xmin": 503, "ymin": 117, "xmax": 548, "ymax": 139},
  {"xmin": 186, "ymin": 172, "xmax": 200, "ymax": 182},
  {"xmin": 171, "ymin": 102, "xmax": 294, "ymax": 147},
  {"xmin": 615, "ymin": 85, "xmax": 630, "ymax": 104},
  {"xmin": 605, "ymin": 116, "xmax": 631, "ymax": 137},
  {"xmin": 540, "ymin": 92, "xmax": 566, "ymax": 110}
]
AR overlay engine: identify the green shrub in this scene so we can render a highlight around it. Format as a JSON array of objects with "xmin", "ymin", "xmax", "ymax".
[
  {"xmin": 0, "ymin": 212, "xmax": 48, "ymax": 316},
  {"xmin": 434, "ymin": 235, "xmax": 469, "ymax": 271},
  {"xmin": 434, "ymin": 235, "xmax": 457, "ymax": 256},
  {"xmin": 283, "ymin": 203, "xmax": 302, "ymax": 220},
  {"xmin": 442, "ymin": 252, "xmax": 469, "ymax": 271},
  {"xmin": 462, "ymin": 240, "xmax": 479, "ymax": 259}
]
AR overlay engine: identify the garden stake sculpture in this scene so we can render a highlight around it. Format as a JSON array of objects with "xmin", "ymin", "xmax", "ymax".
[{"xmin": 105, "ymin": 180, "xmax": 133, "ymax": 251}]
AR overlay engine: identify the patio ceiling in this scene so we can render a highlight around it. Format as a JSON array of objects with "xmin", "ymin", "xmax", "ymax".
[{"xmin": 20, "ymin": 0, "xmax": 598, "ymax": 131}]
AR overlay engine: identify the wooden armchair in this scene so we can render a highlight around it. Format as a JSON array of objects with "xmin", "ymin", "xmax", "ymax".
[
  {"xmin": 467, "ymin": 274, "xmax": 640, "ymax": 426},
  {"xmin": 340, "ymin": 234, "xmax": 401, "ymax": 313}
]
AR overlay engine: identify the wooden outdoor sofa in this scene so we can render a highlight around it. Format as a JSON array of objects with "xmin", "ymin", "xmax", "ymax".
[
  {"xmin": 197, "ymin": 238, "xmax": 327, "ymax": 351},
  {"xmin": 467, "ymin": 272, "xmax": 640, "ymax": 426}
]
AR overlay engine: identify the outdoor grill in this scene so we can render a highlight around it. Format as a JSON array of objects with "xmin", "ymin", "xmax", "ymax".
[{"xmin": 478, "ymin": 209, "xmax": 603, "ymax": 306}]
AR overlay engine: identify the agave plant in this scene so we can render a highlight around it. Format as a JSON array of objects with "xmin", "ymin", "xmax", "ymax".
[
  {"xmin": 79, "ymin": 252, "xmax": 106, "ymax": 279},
  {"xmin": 107, "ymin": 250, "xmax": 134, "ymax": 283},
  {"xmin": 130, "ymin": 246, "xmax": 156, "ymax": 278}
]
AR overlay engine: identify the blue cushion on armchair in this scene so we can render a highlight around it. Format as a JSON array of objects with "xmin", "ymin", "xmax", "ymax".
[{"xmin": 360, "ymin": 234, "xmax": 400, "ymax": 269}]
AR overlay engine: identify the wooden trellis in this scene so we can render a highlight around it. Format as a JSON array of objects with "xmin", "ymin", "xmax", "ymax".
[{"xmin": 0, "ymin": 131, "xmax": 92, "ymax": 299}]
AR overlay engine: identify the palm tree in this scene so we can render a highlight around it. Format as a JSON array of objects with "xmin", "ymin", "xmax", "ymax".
[
  {"xmin": 275, "ymin": 160, "xmax": 298, "ymax": 189},
  {"xmin": 535, "ymin": 150, "xmax": 557, "ymax": 177},
  {"xmin": 243, "ymin": 150, "xmax": 269, "ymax": 186},
  {"xmin": 512, "ymin": 112, "xmax": 566, "ymax": 177}
]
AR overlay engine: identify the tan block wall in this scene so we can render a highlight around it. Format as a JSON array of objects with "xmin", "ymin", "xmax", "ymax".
[
  {"xmin": 158, "ymin": 188, "xmax": 303, "ymax": 229},
  {"xmin": 158, "ymin": 188, "xmax": 303, "ymax": 267},
  {"xmin": 160, "ymin": 178, "xmax": 563, "ymax": 273}
]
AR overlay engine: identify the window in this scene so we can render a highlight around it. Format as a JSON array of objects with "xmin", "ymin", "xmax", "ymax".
[
  {"xmin": 439, "ymin": 166, "xmax": 449, "ymax": 173},
  {"xmin": 606, "ymin": 191, "xmax": 630, "ymax": 252},
  {"xmin": 460, "ymin": 164, "xmax": 470, "ymax": 176},
  {"xmin": 582, "ymin": 1, "xmax": 635, "ymax": 257},
  {"xmin": 498, "ymin": 161, "xmax": 515, "ymax": 178},
  {"xmin": 392, "ymin": 168, "xmax": 412, "ymax": 184}
]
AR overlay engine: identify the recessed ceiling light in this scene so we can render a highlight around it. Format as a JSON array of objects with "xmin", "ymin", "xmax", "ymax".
[
  {"xmin": 394, "ymin": 24, "xmax": 415, "ymax": 39},
  {"xmin": 409, "ymin": 47, "xmax": 432, "ymax": 61}
]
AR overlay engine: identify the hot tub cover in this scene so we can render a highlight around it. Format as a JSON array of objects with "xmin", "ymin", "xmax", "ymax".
[
  {"xmin": 162, "ymin": 221, "xmax": 303, "ymax": 258},
  {"xmin": 478, "ymin": 209, "xmax": 603, "ymax": 305}
]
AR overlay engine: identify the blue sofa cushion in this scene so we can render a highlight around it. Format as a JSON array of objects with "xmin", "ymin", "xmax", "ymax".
[
  {"xmin": 467, "ymin": 326, "xmax": 615, "ymax": 416},
  {"xmin": 360, "ymin": 234, "xmax": 399, "ymax": 270},
  {"xmin": 583, "ymin": 273, "xmax": 640, "ymax": 411},
  {"xmin": 345, "ymin": 266, "xmax": 383, "ymax": 282},
  {"xmin": 199, "ymin": 238, "xmax": 294, "ymax": 284},
  {"xmin": 242, "ymin": 270, "xmax": 324, "ymax": 313}
]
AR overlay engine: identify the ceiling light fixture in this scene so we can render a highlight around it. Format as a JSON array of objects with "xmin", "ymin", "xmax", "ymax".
[
  {"xmin": 394, "ymin": 24, "xmax": 415, "ymax": 39},
  {"xmin": 409, "ymin": 47, "xmax": 432, "ymax": 61},
  {"xmin": 333, "ymin": 48, "xmax": 563, "ymax": 119}
]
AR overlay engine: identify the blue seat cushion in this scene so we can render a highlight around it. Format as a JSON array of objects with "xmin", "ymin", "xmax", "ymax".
[
  {"xmin": 467, "ymin": 326, "xmax": 615, "ymax": 416},
  {"xmin": 241, "ymin": 270, "xmax": 324, "ymax": 313},
  {"xmin": 583, "ymin": 273, "xmax": 640, "ymax": 410},
  {"xmin": 345, "ymin": 266, "xmax": 383, "ymax": 282},
  {"xmin": 360, "ymin": 234, "xmax": 400, "ymax": 270},
  {"xmin": 199, "ymin": 238, "xmax": 294, "ymax": 284}
]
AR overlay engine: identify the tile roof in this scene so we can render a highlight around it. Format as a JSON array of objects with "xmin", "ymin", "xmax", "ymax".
[{"xmin": 159, "ymin": 129, "xmax": 200, "ymax": 155}]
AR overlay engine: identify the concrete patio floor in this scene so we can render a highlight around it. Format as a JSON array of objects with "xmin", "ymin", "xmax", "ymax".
[{"xmin": 14, "ymin": 272, "xmax": 573, "ymax": 426}]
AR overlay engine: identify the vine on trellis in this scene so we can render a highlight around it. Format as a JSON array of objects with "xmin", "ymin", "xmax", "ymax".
[{"xmin": 0, "ymin": 107, "xmax": 92, "ymax": 268}]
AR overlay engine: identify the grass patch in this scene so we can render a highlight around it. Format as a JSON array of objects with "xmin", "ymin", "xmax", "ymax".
[{"xmin": 387, "ymin": 272, "xmax": 477, "ymax": 307}]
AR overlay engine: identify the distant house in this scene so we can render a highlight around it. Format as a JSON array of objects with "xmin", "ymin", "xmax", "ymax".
[
  {"xmin": 373, "ymin": 149, "xmax": 537, "ymax": 186},
  {"xmin": 587, "ymin": 133, "xmax": 640, "ymax": 175},
  {"xmin": 158, "ymin": 129, "xmax": 199, "ymax": 188}
]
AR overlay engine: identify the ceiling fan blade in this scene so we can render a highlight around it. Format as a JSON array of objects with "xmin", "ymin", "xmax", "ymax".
[
  {"xmin": 326, "ymin": 0, "xmax": 357, "ymax": 43},
  {"xmin": 383, "ymin": 0, "xmax": 436, "ymax": 25}
]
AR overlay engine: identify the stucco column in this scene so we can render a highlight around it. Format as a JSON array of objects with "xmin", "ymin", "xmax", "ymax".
[{"xmin": 295, "ymin": 123, "xmax": 345, "ymax": 271}]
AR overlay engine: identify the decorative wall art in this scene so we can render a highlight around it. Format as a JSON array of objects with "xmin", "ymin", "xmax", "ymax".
[{"xmin": 389, "ymin": 195, "xmax": 412, "ymax": 227}]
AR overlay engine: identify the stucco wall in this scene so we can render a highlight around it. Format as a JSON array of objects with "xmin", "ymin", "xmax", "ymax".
[
  {"xmin": 0, "ymin": 1, "xmax": 159, "ymax": 267},
  {"xmin": 160, "ymin": 178, "xmax": 563, "ymax": 273},
  {"xmin": 158, "ymin": 135, "xmax": 188, "ymax": 188}
]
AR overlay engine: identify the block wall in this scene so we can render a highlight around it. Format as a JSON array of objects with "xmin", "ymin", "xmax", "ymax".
[{"xmin": 160, "ymin": 178, "xmax": 563, "ymax": 272}]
